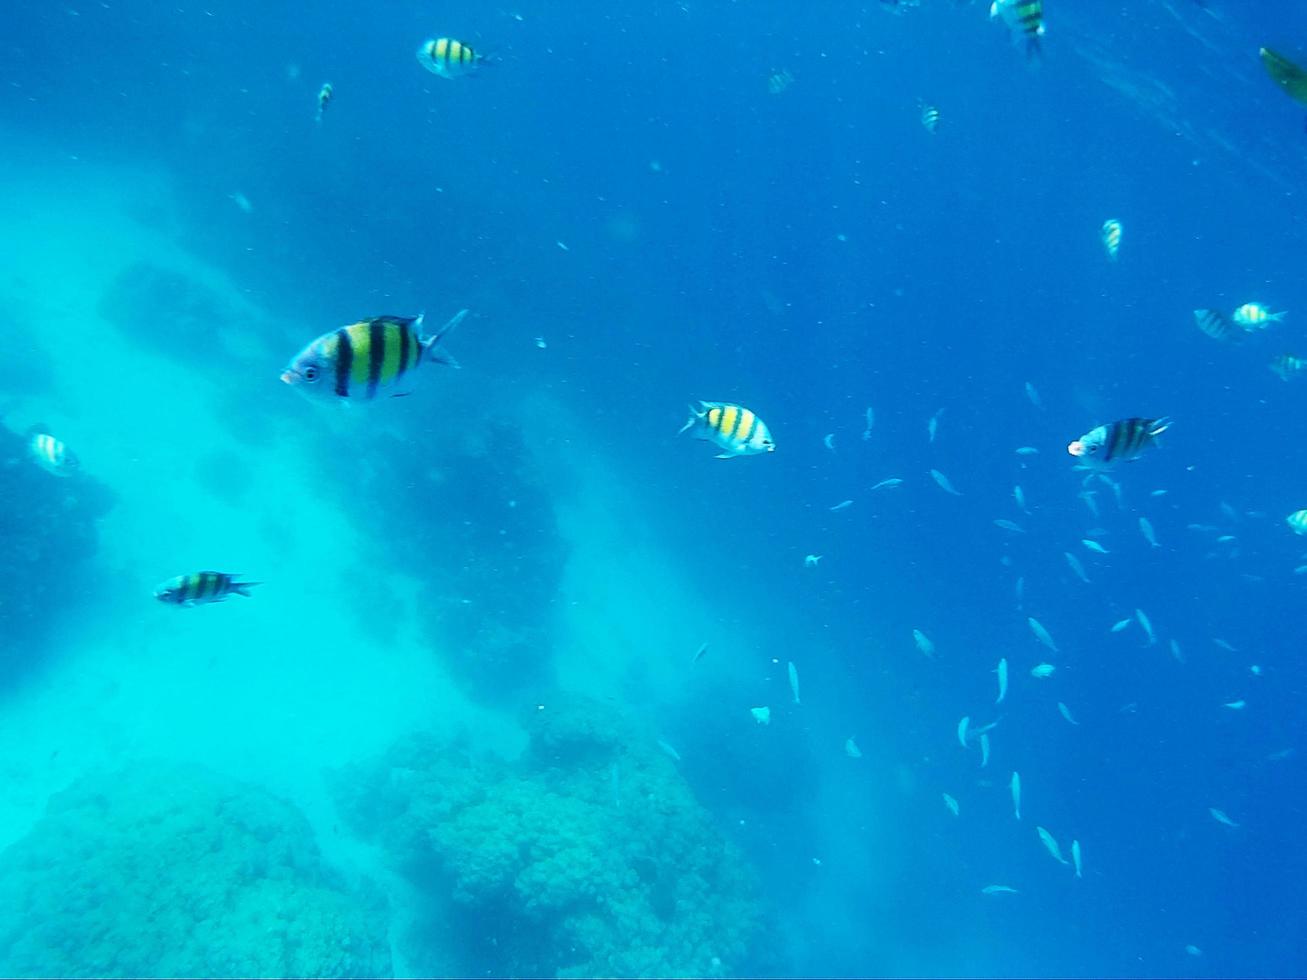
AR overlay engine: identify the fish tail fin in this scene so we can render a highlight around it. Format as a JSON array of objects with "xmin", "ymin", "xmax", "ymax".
[
  {"xmin": 421, "ymin": 309, "xmax": 468, "ymax": 368},
  {"xmin": 233, "ymin": 581, "xmax": 260, "ymax": 598},
  {"xmin": 1150, "ymin": 416, "xmax": 1174, "ymax": 439},
  {"xmin": 677, "ymin": 403, "xmax": 705, "ymax": 436},
  {"xmin": 1272, "ymin": 311, "xmax": 1289, "ymax": 322},
  {"xmin": 1025, "ymin": 33, "xmax": 1043, "ymax": 61}
]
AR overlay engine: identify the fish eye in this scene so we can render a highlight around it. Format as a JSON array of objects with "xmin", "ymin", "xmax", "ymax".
[{"xmin": 303, "ymin": 365, "xmax": 320, "ymax": 382}]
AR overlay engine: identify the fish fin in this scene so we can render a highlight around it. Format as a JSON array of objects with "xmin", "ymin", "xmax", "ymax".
[
  {"xmin": 1149, "ymin": 416, "xmax": 1174, "ymax": 438},
  {"xmin": 1025, "ymin": 33, "xmax": 1042, "ymax": 60},
  {"xmin": 677, "ymin": 403, "xmax": 704, "ymax": 435},
  {"xmin": 233, "ymin": 582, "xmax": 260, "ymax": 598},
  {"xmin": 715, "ymin": 452, "xmax": 738, "ymax": 459},
  {"xmin": 421, "ymin": 309, "xmax": 469, "ymax": 367}
]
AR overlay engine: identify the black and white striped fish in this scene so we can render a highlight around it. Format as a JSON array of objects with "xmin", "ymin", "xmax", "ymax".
[
  {"xmin": 1067, "ymin": 417, "xmax": 1171, "ymax": 469},
  {"xmin": 154, "ymin": 571, "xmax": 258, "ymax": 606},
  {"xmin": 281, "ymin": 310, "xmax": 466, "ymax": 402}
]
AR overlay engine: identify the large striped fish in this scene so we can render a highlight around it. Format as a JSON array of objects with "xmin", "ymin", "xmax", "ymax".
[
  {"xmin": 1067, "ymin": 417, "xmax": 1171, "ymax": 470},
  {"xmin": 154, "ymin": 571, "xmax": 258, "ymax": 606},
  {"xmin": 281, "ymin": 310, "xmax": 466, "ymax": 401},
  {"xmin": 679, "ymin": 401, "xmax": 775, "ymax": 458},
  {"xmin": 417, "ymin": 37, "xmax": 488, "ymax": 80},
  {"xmin": 28, "ymin": 430, "xmax": 79, "ymax": 477},
  {"xmin": 991, "ymin": 0, "xmax": 1044, "ymax": 57}
]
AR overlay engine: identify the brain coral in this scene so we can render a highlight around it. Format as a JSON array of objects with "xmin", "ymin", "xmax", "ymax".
[
  {"xmin": 335, "ymin": 695, "xmax": 767, "ymax": 978},
  {"xmin": 0, "ymin": 761, "xmax": 392, "ymax": 978}
]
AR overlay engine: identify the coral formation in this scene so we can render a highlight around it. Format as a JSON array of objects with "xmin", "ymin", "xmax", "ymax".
[
  {"xmin": 0, "ymin": 761, "xmax": 392, "ymax": 978},
  {"xmin": 0, "ymin": 421, "xmax": 114, "ymax": 671},
  {"xmin": 335, "ymin": 694, "xmax": 766, "ymax": 978}
]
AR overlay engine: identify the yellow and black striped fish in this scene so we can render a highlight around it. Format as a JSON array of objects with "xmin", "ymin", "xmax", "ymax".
[
  {"xmin": 1271, "ymin": 353, "xmax": 1307, "ymax": 381},
  {"xmin": 315, "ymin": 82, "xmax": 333, "ymax": 123},
  {"xmin": 28, "ymin": 430, "xmax": 79, "ymax": 477},
  {"xmin": 678, "ymin": 401, "xmax": 776, "ymax": 458},
  {"xmin": 417, "ymin": 37, "xmax": 487, "ymax": 79},
  {"xmin": 1067, "ymin": 417, "xmax": 1171, "ymax": 470},
  {"xmin": 991, "ymin": 0, "xmax": 1045, "ymax": 57},
  {"xmin": 154, "ymin": 571, "xmax": 258, "ymax": 606},
  {"xmin": 1101, "ymin": 219, "xmax": 1122, "ymax": 261},
  {"xmin": 1193, "ymin": 308, "xmax": 1239, "ymax": 343},
  {"xmin": 281, "ymin": 310, "xmax": 466, "ymax": 401},
  {"xmin": 920, "ymin": 104, "xmax": 941, "ymax": 134}
]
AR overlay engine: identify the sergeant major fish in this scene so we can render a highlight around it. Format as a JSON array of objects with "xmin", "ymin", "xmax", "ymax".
[
  {"xmin": 1233, "ymin": 302, "xmax": 1286, "ymax": 330},
  {"xmin": 154, "ymin": 571, "xmax": 258, "ymax": 606},
  {"xmin": 1194, "ymin": 308, "xmax": 1239, "ymax": 343},
  {"xmin": 1068, "ymin": 417, "xmax": 1171, "ymax": 470},
  {"xmin": 315, "ymin": 82, "xmax": 333, "ymax": 122},
  {"xmin": 990, "ymin": 0, "xmax": 1045, "ymax": 57},
  {"xmin": 417, "ymin": 37, "xmax": 489, "ymax": 79},
  {"xmin": 28, "ymin": 431, "xmax": 79, "ymax": 477},
  {"xmin": 1101, "ymin": 219, "xmax": 1122, "ymax": 261},
  {"xmin": 281, "ymin": 311, "xmax": 466, "ymax": 401},
  {"xmin": 679, "ymin": 402, "xmax": 776, "ymax": 458}
]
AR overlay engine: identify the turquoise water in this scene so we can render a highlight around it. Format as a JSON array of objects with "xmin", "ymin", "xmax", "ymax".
[{"xmin": 2, "ymin": 1, "xmax": 1307, "ymax": 977}]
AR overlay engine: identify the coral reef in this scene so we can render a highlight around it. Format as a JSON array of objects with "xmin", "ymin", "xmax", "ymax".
[
  {"xmin": 334, "ymin": 694, "xmax": 767, "ymax": 978},
  {"xmin": 0, "ymin": 761, "xmax": 392, "ymax": 978},
  {"xmin": 0, "ymin": 421, "xmax": 114, "ymax": 671}
]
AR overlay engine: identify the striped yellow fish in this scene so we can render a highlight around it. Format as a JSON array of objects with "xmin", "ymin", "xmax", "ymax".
[
  {"xmin": 28, "ymin": 430, "xmax": 79, "ymax": 477},
  {"xmin": 281, "ymin": 310, "xmax": 466, "ymax": 401},
  {"xmin": 991, "ymin": 0, "xmax": 1044, "ymax": 57},
  {"xmin": 1101, "ymin": 219, "xmax": 1122, "ymax": 261},
  {"xmin": 154, "ymin": 571, "xmax": 258, "ymax": 606},
  {"xmin": 679, "ymin": 401, "xmax": 775, "ymax": 458},
  {"xmin": 1193, "ymin": 308, "xmax": 1239, "ymax": 343},
  {"xmin": 417, "ymin": 37, "xmax": 487, "ymax": 79},
  {"xmin": 1270, "ymin": 353, "xmax": 1307, "ymax": 381}
]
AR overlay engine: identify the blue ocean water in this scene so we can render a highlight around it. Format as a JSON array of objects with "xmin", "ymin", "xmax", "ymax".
[{"xmin": 2, "ymin": 0, "xmax": 1307, "ymax": 976}]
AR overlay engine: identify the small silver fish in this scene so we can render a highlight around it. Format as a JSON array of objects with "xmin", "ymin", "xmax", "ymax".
[
  {"xmin": 862, "ymin": 406, "xmax": 875, "ymax": 440},
  {"xmin": 1037, "ymin": 826, "xmax": 1068, "ymax": 864},
  {"xmin": 1135, "ymin": 608, "xmax": 1155, "ymax": 645},
  {"xmin": 1013, "ymin": 485, "xmax": 1028, "ymax": 512},
  {"xmin": 1139, "ymin": 517, "xmax": 1159, "ymax": 548},
  {"xmin": 1015, "ymin": 446, "xmax": 1040, "ymax": 456},
  {"xmin": 1057, "ymin": 702, "xmax": 1079, "ymax": 726},
  {"xmin": 914, "ymin": 629, "xmax": 935, "ymax": 658},
  {"xmin": 1071, "ymin": 839, "xmax": 1082, "ymax": 878},
  {"xmin": 982, "ymin": 884, "xmax": 1019, "ymax": 895},
  {"xmin": 1110, "ymin": 618, "xmax": 1133, "ymax": 633},
  {"xmin": 845, "ymin": 737, "xmax": 862, "ymax": 759},
  {"xmin": 1208, "ymin": 807, "xmax": 1239, "ymax": 828},
  {"xmin": 942, "ymin": 792, "xmax": 960, "ymax": 816},
  {"xmin": 928, "ymin": 409, "xmax": 944, "ymax": 443},
  {"xmin": 1082, "ymin": 538, "xmax": 1110, "ymax": 555},
  {"xmin": 994, "ymin": 519, "xmax": 1026, "ymax": 533},
  {"xmin": 1030, "ymin": 663, "xmax": 1056, "ymax": 679},
  {"xmin": 1024, "ymin": 381, "xmax": 1042, "ymax": 408},
  {"xmin": 829, "ymin": 499, "xmax": 854, "ymax": 512},
  {"xmin": 995, "ymin": 658, "xmax": 1008, "ymax": 704},
  {"xmin": 957, "ymin": 715, "xmax": 970, "ymax": 748},
  {"xmin": 930, "ymin": 468, "xmax": 962, "ymax": 496},
  {"xmin": 1028, "ymin": 616, "xmax": 1058, "ymax": 653},
  {"xmin": 788, "ymin": 661, "xmax": 801, "ymax": 704},
  {"xmin": 979, "ymin": 732, "xmax": 990, "ymax": 768},
  {"xmin": 1010, "ymin": 771, "xmax": 1022, "ymax": 820},
  {"xmin": 870, "ymin": 477, "xmax": 904, "ymax": 491},
  {"xmin": 1064, "ymin": 552, "xmax": 1090, "ymax": 584},
  {"xmin": 1223, "ymin": 699, "xmax": 1246, "ymax": 710}
]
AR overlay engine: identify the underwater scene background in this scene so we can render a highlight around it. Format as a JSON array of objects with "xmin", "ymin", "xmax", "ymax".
[{"xmin": 2, "ymin": 1, "xmax": 1307, "ymax": 976}]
